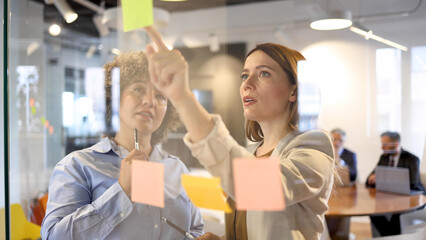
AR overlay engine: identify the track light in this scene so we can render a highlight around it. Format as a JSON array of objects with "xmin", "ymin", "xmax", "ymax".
[
  {"xmin": 209, "ymin": 33, "xmax": 219, "ymax": 53},
  {"xmin": 48, "ymin": 23, "xmax": 62, "ymax": 36},
  {"xmin": 349, "ymin": 26, "xmax": 408, "ymax": 51},
  {"xmin": 93, "ymin": 14, "xmax": 109, "ymax": 37},
  {"xmin": 45, "ymin": 0, "xmax": 78, "ymax": 23},
  {"xmin": 310, "ymin": 10, "xmax": 352, "ymax": 30}
]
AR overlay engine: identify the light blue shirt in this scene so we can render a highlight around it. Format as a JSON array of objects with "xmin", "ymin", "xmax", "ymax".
[{"xmin": 41, "ymin": 137, "xmax": 204, "ymax": 240}]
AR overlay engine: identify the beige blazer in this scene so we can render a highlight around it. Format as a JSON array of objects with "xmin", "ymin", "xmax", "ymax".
[{"xmin": 184, "ymin": 115, "xmax": 335, "ymax": 240}]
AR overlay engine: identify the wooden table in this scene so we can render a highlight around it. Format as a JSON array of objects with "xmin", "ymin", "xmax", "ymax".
[
  {"xmin": 326, "ymin": 183, "xmax": 426, "ymax": 217},
  {"xmin": 325, "ymin": 183, "xmax": 426, "ymax": 240}
]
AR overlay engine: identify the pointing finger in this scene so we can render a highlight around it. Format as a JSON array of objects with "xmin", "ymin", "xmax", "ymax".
[{"xmin": 144, "ymin": 26, "xmax": 169, "ymax": 52}]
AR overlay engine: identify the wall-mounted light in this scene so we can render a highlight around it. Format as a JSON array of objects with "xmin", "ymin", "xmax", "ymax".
[
  {"xmin": 349, "ymin": 26, "xmax": 408, "ymax": 51},
  {"xmin": 310, "ymin": 10, "xmax": 352, "ymax": 30},
  {"xmin": 45, "ymin": 0, "xmax": 78, "ymax": 23},
  {"xmin": 48, "ymin": 23, "xmax": 62, "ymax": 36}
]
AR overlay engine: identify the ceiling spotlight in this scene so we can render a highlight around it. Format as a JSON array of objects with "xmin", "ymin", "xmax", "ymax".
[
  {"xmin": 86, "ymin": 44, "xmax": 97, "ymax": 59},
  {"xmin": 209, "ymin": 33, "xmax": 219, "ymax": 53},
  {"xmin": 93, "ymin": 14, "xmax": 109, "ymax": 37},
  {"xmin": 48, "ymin": 23, "xmax": 62, "ymax": 36},
  {"xmin": 111, "ymin": 48, "xmax": 121, "ymax": 55},
  {"xmin": 310, "ymin": 10, "xmax": 352, "ymax": 30},
  {"xmin": 53, "ymin": 0, "xmax": 78, "ymax": 23}
]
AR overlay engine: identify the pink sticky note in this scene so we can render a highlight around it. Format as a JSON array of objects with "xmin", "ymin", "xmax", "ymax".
[
  {"xmin": 232, "ymin": 157, "xmax": 285, "ymax": 211},
  {"xmin": 131, "ymin": 161, "xmax": 164, "ymax": 208}
]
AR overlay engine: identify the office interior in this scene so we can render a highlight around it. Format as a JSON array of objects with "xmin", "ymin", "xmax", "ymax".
[{"xmin": 1, "ymin": 0, "xmax": 426, "ymax": 239}]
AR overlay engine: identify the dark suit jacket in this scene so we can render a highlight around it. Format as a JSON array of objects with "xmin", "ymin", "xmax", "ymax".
[
  {"xmin": 340, "ymin": 148, "xmax": 357, "ymax": 181},
  {"xmin": 366, "ymin": 149, "xmax": 425, "ymax": 192}
]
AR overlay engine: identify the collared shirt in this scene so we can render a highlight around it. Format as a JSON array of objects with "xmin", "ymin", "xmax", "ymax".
[
  {"xmin": 41, "ymin": 137, "xmax": 204, "ymax": 240},
  {"xmin": 392, "ymin": 152, "xmax": 401, "ymax": 167}
]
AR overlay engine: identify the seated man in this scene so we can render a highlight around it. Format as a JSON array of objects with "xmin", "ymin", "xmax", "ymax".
[
  {"xmin": 326, "ymin": 128, "xmax": 358, "ymax": 240},
  {"xmin": 366, "ymin": 131, "xmax": 425, "ymax": 236},
  {"xmin": 332, "ymin": 128, "xmax": 357, "ymax": 182}
]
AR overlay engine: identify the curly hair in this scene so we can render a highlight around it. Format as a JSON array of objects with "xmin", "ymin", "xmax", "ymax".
[
  {"xmin": 103, "ymin": 51, "xmax": 180, "ymax": 146},
  {"xmin": 244, "ymin": 43, "xmax": 306, "ymax": 142}
]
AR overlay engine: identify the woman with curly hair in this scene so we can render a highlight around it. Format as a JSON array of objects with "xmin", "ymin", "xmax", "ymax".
[{"xmin": 41, "ymin": 51, "xmax": 204, "ymax": 240}]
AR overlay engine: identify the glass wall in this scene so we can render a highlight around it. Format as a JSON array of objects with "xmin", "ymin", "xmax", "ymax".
[
  {"xmin": 1, "ymin": 0, "xmax": 5, "ymax": 239},
  {"xmin": 3, "ymin": 0, "xmax": 426, "ymax": 239}
]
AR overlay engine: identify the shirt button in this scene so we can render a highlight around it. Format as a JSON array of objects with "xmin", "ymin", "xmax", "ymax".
[
  {"xmin": 154, "ymin": 224, "xmax": 158, "ymax": 229},
  {"xmin": 120, "ymin": 213, "xmax": 125, "ymax": 217}
]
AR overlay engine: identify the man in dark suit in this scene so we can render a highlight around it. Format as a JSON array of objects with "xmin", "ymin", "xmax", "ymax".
[
  {"xmin": 366, "ymin": 131, "xmax": 425, "ymax": 236},
  {"xmin": 331, "ymin": 128, "xmax": 357, "ymax": 182},
  {"xmin": 326, "ymin": 128, "xmax": 358, "ymax": 240}
]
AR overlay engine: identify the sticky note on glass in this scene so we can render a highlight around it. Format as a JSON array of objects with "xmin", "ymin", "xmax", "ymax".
[
  {"xmin": 121, "ymin": 0, "xmax": 153, "ymax": 32},
  {"xmin": 181, "ymin": 175, "xmax": 231, "ymax": 213},
  {"xmin": 233, "ymin": 157, "xmax": 285, "ymax": 211},
  {"xmin": 131, "ymin": 161, "xmax": 164, "ymax": 208}
]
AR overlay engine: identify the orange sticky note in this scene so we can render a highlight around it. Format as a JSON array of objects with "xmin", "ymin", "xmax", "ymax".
[
  {"xmin": 181, "ymin": 175, "xmax": 231, "ymax": 213},
  {"xmin": 49, "ymin": 126, "xmax": 54, "ymax": 135},
  {"xmin": 29, "ymin": 98, "xmax": 35, "ymax": 107},
  {"xmin": 131, "ymin": 161, "xmax": 164, "ymax": 208},
  {"xmin": 44, "ymin": 120, "xmax": 49, "ymax": 128},
  {"xmin": 232, "ymin": 157, "xmax": 285, "ymax": 211},
  {"xmin": 121, "ymin": 0, "xmax": 153, "ymax": 32}
]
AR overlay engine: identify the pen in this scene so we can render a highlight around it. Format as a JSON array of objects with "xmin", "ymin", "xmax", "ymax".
[
  {"xmin": 134, "ymin": 129, "xmax": 139, "ymax": 151},
  {"xmin": 162, "ymin": 217, "xmax": 196, "ymax": 239}
]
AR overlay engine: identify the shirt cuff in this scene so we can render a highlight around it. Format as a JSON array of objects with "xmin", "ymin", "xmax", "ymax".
[
  {"xmin": 92, "ymin": 181, "xmax": 133, "ymax": 228},
  {"xmin": 183, "ymin": 114, "xmax": 232, "ymax": 167}
]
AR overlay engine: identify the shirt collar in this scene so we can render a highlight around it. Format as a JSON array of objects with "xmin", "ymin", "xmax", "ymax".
[
  {"xmin": 91, "ymin": 137, "xmax": 128, "ymax": 158},
  {"xmin": 91, "ymin": 137, "xmax": 168, "ymax": 161}
]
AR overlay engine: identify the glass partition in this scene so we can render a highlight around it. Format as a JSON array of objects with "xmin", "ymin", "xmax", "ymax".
[
  {"xmin": 1, "ymin": 0, "xmax": 6, "ymax": 239},
  {"xmin": 4, "ymin": 0, "xmax": 426, "ymax": 239}
]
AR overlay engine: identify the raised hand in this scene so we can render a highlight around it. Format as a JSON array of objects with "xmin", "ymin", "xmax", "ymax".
[
  {"xmin": 144, "ymin": 26, "xmax": 192, "ymax": 105},
  {"xmin": 118, "ymin": 149, "xmax": 149, "ymax": 198}
]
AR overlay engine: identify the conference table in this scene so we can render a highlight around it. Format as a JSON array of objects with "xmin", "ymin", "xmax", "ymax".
[
  {"xmin": 325, "ymin": 183, "xmax": 426, "ymax": 239},
  {"xmin": 326, "ymin": 183, "xmax": 426, "ymax": 217}
]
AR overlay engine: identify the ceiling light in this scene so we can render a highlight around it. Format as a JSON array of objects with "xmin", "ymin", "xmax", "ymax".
[
  {"xmin": 310, "ymin": 10, "xmax": 352, "ymax": 30},
  {"xmin": 349, "ymin": 26, "xmax": 408, "ymax": 51},
  {"xmin": 54, "ymin": 0, "xmax": 78, "ymax": 23},
  {"xmin": 86, "ymin": 44, "xmax": 97, "ymax": 59},
  {"xmin": 209, "ymin": 33, "xmax": 219, "ymax": 52},
  {"xmin": 48, "ymin": 23, "xmax": 62, "ymax": 36},
  {"xmin": 93, "ymin": 14, "xmax": 109, "ymax": 37},
  {"xmin": 111, "ymin": 48, "xmax": 121, "ymax": 55}
]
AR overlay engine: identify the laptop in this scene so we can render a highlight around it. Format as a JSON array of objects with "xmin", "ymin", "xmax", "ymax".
[{"xmin": 375, "ymin": 166, "xmax": 424, "ymax": 195}]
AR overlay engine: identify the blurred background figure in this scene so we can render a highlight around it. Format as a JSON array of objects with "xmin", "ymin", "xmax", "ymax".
[
  {"xmin": 331, "ymin": 128, "xmax": 357, "ymax": 183},
  {"xmin": 366, "ymin": 131, "xmax": 425, "ymax": 237}
]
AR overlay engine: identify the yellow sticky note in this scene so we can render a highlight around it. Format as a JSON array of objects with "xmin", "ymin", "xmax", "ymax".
[
  {"xmin": 233, "ymin": 157, "xmax": 285, "ymax": 211},
  {"xmin": 31, "ymin": 107, "xmax": 36, "ymax": 115},
  {"xmin": 181, "ymin": 175, "xmax": 231, "ymax": 213},
  {"xmin": 121, "ymin": 0, "xmax": 153, "ymax": 32}
]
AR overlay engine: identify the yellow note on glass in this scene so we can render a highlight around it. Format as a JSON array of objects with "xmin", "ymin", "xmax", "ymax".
[
  {"xmin": 181, "ymin": 175, "xmax": 231, "ymax": 213},
  {"xmin": 121, "ymin": 0, "xmax": 153, "ymax": 32}
]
